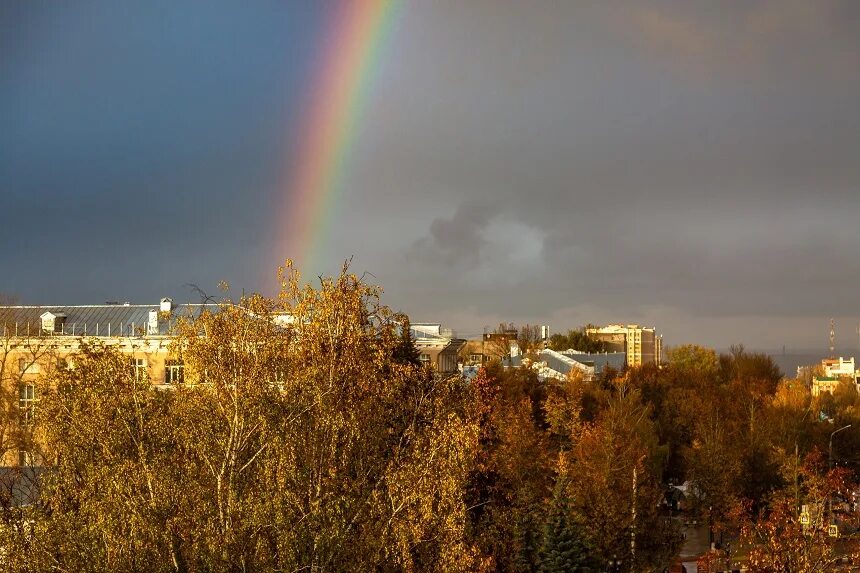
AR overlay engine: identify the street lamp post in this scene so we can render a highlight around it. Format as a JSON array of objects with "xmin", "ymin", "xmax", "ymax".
[
  {"xmin": 828, "ymin": 424, "xmax": 851, "ymax": 524},
  {"xmin": 829, "ymin": 424, "xmax": 852, "ymax": 471}
]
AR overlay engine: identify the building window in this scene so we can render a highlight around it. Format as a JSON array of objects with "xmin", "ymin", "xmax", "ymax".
[
  {"xmin": 18, "ymin": 450, "xmax": 36, "ymax": 467},
  {"xmin": 164, "ymin": 360, "xmax": 185, "ymax": 384},
  {"xmin": 130, "ymin": 358, "xmax": 147, "ymax": 380},
  {"xmin": 469, "ymin": 353, "xmax": 484, "ymax": 364},
  {"xmin": 19, "ymin": 383, "xmax": 38, "ymax": 422},
  {"xmin": 18, "ymin": 358, "xmax": 39, "ymax": 375},
  {"xmin": 419, "ymin": 353, "xmax": 431, "ymax": 365}
]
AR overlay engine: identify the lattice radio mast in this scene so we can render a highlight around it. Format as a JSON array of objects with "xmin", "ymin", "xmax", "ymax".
[{"xmin": 829, "ymin": 318, "xmax": 835, "ymax": 358}]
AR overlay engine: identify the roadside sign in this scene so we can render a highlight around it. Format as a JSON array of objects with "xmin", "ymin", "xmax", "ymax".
[
  {"xmin": 828, "ymin": 524, "xmax": 838, "ymax": 538},
  {"xmin": 800, "ymin": 512, "xmax": 810, "ymax": 525}
]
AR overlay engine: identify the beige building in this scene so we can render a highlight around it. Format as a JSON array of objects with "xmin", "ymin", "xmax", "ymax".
[
  {"xmin": 409, "ymin": 323, "xmax": 465, "ymax": 374},
  {"xmin": 0, "ymin": 299, "xmax": 218, "ymax": 466},
  {"xmin": 586, "ymin": 324, "xmax": 663, "ymax": 367},
  {"xmin": 460, "ymin": 339, "xmax": 490, "ymax": 366},
  {"xmin": 1, "ymin": 298, "xmax": 211, "ymax": 386}
]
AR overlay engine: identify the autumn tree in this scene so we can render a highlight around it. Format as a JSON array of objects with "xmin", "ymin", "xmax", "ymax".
[
  {"xmin": 666, "ymin": 344, "xmax": 719, "ymax": 381},
  {"xmin": 29, "ymin": 343, "xmax": 183, "ymax": 571},
  {"xmin": 485, "ymin": 323, "xmax": 517, "ymax": 360},
  {"xmin": 257, "ymin": 264, "xmax": 480, "ymax": 571},
  {"xmin": 547, "ymin": 328, "xmax": 607, "ymax": 354},
  {"xmin": 515, "ymin": 324, "xmax": 544, "ymax": 359},
  {"xmin": 468, "ymin": 363, "xmax": 680, "ymax": 571},
  {"xmin": 483, "ymin": 323, "xmax": 545, "ymax": 361},
  {"xmin": 0, "ymin": 316, "xmax": 66, "ymax": 569},
  {"xmin": 562, "ymin": 381, "xmax": 681, "ymax": 570},
  {"xmin": 686, "ymin": 410, "xmax": 742, "ymax": 529},
  {"xmin": 720, "ymin": 344, "xmax": 783, "ymax": 396},
  {"xmin": 0, "ymin": 327, "xmax": 57, "ymax": 469},
  {"xmin": 739, "ymin": 451, "xmax": 858, "ymax": 573},
  {"xmin": 465, "ymin": 363, "xmax": 552, "ymax": 572},
  {"xmin": 17, "ymin": 262, "xmax": 481, "ymax": 572}
]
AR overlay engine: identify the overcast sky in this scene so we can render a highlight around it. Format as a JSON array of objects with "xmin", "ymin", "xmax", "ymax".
[{"xmin": 2, "ymin": 1, "xmax": 860, "ymax": 350}]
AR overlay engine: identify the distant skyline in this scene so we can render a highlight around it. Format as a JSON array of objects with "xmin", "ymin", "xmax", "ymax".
[{"xmin": 2, "ymin": 1, "xmax": 860, "ymax": 349}]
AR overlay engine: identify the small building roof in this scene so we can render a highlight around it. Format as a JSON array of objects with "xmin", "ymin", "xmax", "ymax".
[{"xmin": 560, "ymin": 351, "xmax": 626, "ymax": 373}]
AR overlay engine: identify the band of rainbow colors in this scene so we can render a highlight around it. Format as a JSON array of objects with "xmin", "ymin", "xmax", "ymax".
[{"xmin": 276, "ymin": 0, "xmax": 401, "ymax": 274}]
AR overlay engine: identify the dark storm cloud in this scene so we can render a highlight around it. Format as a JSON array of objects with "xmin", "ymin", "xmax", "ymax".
[
  {"xmin": 409, "ymin": 202, "xmax": 502, "ymax": 268},
  {"xmin": 0, "ymin": 1, "xmax": 325, "ymax": 302},
  {"xmin": 2, "ymin": 1, "xmax": 860, "ymax": 348}
]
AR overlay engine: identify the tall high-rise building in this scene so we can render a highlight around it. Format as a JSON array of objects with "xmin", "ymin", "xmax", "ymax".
[{"xmin": 586, "ymin": 324, "xmax": 662, "ymax": 367}]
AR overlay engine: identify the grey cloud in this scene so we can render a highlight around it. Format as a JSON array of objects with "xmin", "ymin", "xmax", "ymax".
[
  {"xmin": 301, "ymin": 1, "xmax": 860, "ymax": 348},
  {"xmin": 617, "ymin": 1, "xmax": 860, "ymax": 83},
  {"xmin": 408, "ymin": 201, "xmax": 502, "ymax": 268}
]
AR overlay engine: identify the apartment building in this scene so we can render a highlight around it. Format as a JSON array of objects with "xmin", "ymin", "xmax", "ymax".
[
  {"xmin": 0, "ymin": 298, "xmax": 215, "ymax": 391},
  {"xmin": 0, "ymin": 299, "xmax": 219, "ymax": 466},
  {"xmin": 586, "ymin": 324, "xmax": 663, "ymax": 367},
  {"xmin": 0, "ymin": 300, "xmax": 215, "ymax": 379}
]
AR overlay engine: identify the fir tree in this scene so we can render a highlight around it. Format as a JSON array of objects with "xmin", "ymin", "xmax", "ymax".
[
  {"xmin": 540, "ymin": 477, "xmax": 593, "ymax": 573},
  {"xmin": 512, "ymin": 507, "xmax": 542, "ymax": 573},
  {"xmin": 392, "ymin": 314, "xmax": 421, "ymax": 366}
]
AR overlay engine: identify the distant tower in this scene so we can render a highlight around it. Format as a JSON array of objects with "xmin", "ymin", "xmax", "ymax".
[{"xmin": 829, "ymin": 318, "xmax": 835, "ymax": 358}]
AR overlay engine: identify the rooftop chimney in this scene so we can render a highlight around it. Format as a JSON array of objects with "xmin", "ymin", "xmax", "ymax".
[{"xmin": 160, "ymin": 298, "xmax": 173, "ymax": 313}]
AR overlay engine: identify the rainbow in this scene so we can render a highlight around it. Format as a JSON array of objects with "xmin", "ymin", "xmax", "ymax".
[{"xmin": 275, "ymin": 0, "xmax": 401, "ymax": 276}]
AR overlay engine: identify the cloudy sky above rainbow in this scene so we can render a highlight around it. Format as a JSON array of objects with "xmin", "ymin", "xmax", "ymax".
[{"xmin": 3, "ymin": 1, "xmax": 860, "ymax": 349}]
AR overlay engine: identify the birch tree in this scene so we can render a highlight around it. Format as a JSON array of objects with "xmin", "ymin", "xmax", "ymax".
[{"xmin": 16, "ymin": 262, "xmax": 480, "ymax": 573}]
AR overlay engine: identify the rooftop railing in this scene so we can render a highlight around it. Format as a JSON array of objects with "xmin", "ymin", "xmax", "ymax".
[{"xmin": 1, "ymin": 322, "xmax": 177, "ymax": 338}]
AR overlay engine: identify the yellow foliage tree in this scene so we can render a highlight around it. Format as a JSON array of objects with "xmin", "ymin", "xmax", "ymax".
[{"xmin": 10, "ymin": 262, "xmax": 480, "ymax": 572}]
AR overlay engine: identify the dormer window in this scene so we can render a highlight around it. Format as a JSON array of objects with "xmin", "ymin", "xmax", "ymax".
[{"xmin": 40, "ymin": 311, "xmax": 67, "ymax": 334}]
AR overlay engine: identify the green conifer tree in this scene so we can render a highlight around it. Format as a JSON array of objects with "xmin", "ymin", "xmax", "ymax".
[
  {"xmin": 392, "ymin": 314, "xmax": 421, "ymax": 366},
  {"xmin": 540, "ymin": 478, "xmax": 593, "ymax": 573},
  {"xmin": 512, "ymin": 508, "xmax": 542, "ymax": 573}
]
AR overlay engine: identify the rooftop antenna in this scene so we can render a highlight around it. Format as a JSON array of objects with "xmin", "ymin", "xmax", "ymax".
[{"xmin": 829, "ymin": 318, "xmax": 835, "ymax": 358}]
